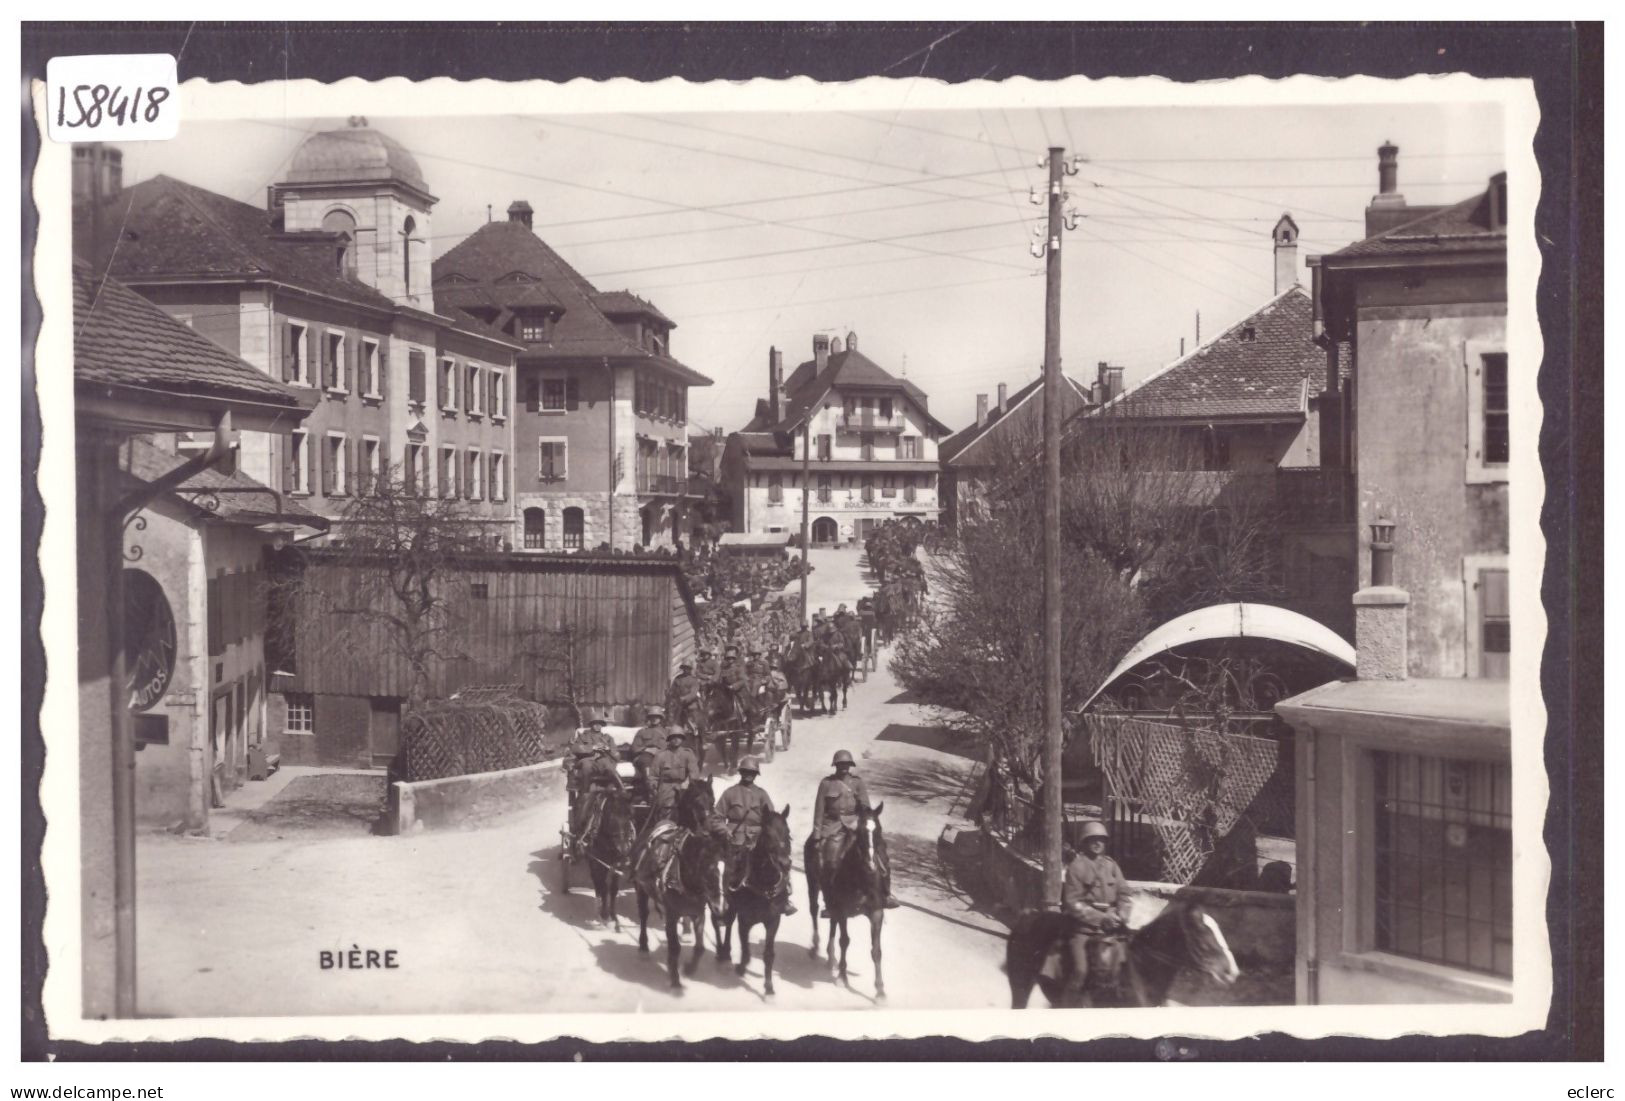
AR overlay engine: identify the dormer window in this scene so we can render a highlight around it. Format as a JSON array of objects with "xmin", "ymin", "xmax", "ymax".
[
  {"xmin": 519, "ymin": 315, "xmax": 548, "ymax": 342},
  {"xmin": 1240, "ymin": 326, "xmax": 1257, "ymax": 342}
]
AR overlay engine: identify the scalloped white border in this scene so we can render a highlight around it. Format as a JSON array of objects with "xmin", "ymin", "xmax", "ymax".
[{"xmin": 31, "ymin": 69, "xmax": 1547, "ymax": 1046}]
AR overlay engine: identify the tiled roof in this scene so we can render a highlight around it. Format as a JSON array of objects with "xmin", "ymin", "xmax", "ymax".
[
  {"xmin": 592, "ymin": 290, "xmax": 674, "ymax": 328},
  {"xmin": 939, "ymin": 374, "xmax": 1091, "ymax": 464},
  {"xmin": 73, "ymin": 261, "xmax": 309, "ymax": 408},
  {"xmin": 125, "ymin": 436, "xmax": 327, "ymax": 528},
  {"xmin": 1327, "ymin": 186, "xmax": 1507, "ymax": 260},
  {"xmin": 1091, "ymin": 288, "xmax": 1325, "ymax": 423},
  {"xmin": 433, "ymin": 222, "xmax": 710, "ymax": 385},
  {"xmin": 75, "ymin": 175, "xmax": 399, "ymax": 313},
  {"xmin": 767, "ymin": 348, "xmax": 949, "ymax": 435}
]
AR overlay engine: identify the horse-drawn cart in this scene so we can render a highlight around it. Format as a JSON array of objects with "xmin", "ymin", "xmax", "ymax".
[{"xmin": 559, "ymin": 725, "xmax": 653, "ymax": 894}]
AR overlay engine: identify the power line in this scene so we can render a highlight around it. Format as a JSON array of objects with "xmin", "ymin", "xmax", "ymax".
[{"xmin": 677, "ymin": 271, "xmax": 1039, "ymax": 321}]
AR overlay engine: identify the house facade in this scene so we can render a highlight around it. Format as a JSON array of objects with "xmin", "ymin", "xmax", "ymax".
[
  {"xmin": 75, "ymin": 120, "xmax": 523, "ymax": 545},
  {"xmin": 938, "ymin": 374, "xmax": 1093, "ymax": 532},
  {"xmin": 71, "ymin": 261, "xmax": 316, "ymax": 1016},
  {"xmin": 722, "ymin": 333, "xmax": 949, "ymax": 543},
  {"xmin": 1280, "ymin": 151, "xmax": 1512, "ymax": 1005},
  {"xmin": 432, "ymin": 202, "xmax": 713, "ymax": 553}
]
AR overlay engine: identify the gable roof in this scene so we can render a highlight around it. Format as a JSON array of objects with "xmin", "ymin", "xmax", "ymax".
[
  {"xmin": 73, "ymin": 261, "xmax": 311, "ymax": 410},
  {"xmin": 939, "ymin": 374, "xmax": 1092, "ymax": 465},
  {"xmin": 75, "ymin": 175, "xmax": 399, "ymax": 313},
  {"xmin": 1325, "ymin": 183, "xmax": 1507, "ymax": 261},
  {"xmin": 1088, "ymin": 287, "xmax": 1326, "ymax": 423},
  {"xmin": 432, "ymin": 221, "xmax": 709, "ymax": 385},
  {"xmin": 765, "ymin": 347, "xmax": 949, "ymax": 436}
]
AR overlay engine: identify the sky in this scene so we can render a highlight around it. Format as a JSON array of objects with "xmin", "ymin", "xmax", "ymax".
[{"xmin": 110, "ymin": 101, "xmax": 1505, "ymax": 436}]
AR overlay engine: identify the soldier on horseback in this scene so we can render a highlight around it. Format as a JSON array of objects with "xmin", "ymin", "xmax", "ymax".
[
  {"xmin": 712, "ymin": 756, "xmax": 797, "ymax": 915},
  {"xmin": 814, "ymin": 750, "xmax": 900, "ymax": 909},
  {"xmin": 650, "ymin": 728, "xmax": 703, "ymax": 823},
  {"xmin": 666, "ymin": 661, "xmax": 703, "ymax": 737},
  {"xmin": 1061, "ymin": 820, "xmax": 1135, "ymax": 1004},
  {"xmin": 630, "ymin": 705, "xmax": 669, "ymax": 797},
  {"xmin": 694, "ymin": 647, "xmax": 720, "ymax": 686}
]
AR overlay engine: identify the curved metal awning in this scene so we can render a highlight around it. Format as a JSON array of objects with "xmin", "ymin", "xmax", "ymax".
[{"xmin": 1080, "ymin": 602, "xmax": 1357, "ymax": 712}]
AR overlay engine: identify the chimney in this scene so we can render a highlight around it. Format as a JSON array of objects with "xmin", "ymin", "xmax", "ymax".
[
  {"xmin": 1273, "ymin": 213, "xmax": 1299, "ymax": 294},
  {"xmin": 1488, "ymin": 171, "xmax": 1508, "ymax": 231},
  {"xmin": 507, "ymin": 200, "xmax": 534, "ymax": 229},
  {"xmin": 768, "ymin": 346, "xmax": 785, "ymax": 423},
  {"xmin": 831, "ymin": 336, "xmax": 843, "ymax": 356},
  {"xmin": 1376, "ymin": 141, "xmax": 1400, "ymax": 199},
  {"xmin": 996, "ymin": 382, "xmax": 1008, "ymax": 414},
  {"xmin": 975, "ymin": 394, "xmax": 989, "ymax": 428},
  {"xmin": 813, "ymin": 333, "xmax": 831, "ymax": 371},
  {"xmin": 846, "ymin": 330, "xmax": 858, "ymax": 353},
  {"xmin": 1353, "ymin": 518, "xmax": 1408, "ymax": 680},
  {"xmin": 1091, "ymin": 380, "xmax": 1105, "ymax": 406},
  {"xmin": 1098, "ymin": 361, "xmax": 1124, "ymax": 403}
]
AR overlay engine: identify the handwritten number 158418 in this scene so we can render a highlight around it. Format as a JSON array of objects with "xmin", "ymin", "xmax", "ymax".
[{"xmin": 56, "ymin": 84, "xmax": 170, "ymax": 130}]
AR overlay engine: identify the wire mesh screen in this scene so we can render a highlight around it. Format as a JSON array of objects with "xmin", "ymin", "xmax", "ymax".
[
  {"xmin": 399, "ymin": 686, "xmax": 550, "ymax": 782},
  {"xmin": 1082, "ymin": 712, "xmax": 1294, "ymax": 885}
]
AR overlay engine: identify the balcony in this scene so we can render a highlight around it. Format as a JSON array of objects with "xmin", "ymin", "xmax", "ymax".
[
  {"xmin": 637, "ymin": 472, "xmax": 689, "ymax": 496},
  {"xmin": 838, "ymin": 412, "xmax": 904, "ymax": 434}
]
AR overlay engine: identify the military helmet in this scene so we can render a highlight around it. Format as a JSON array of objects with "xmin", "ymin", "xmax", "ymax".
[
  {"xmin": 1080, "ymin": 820, "xmax": 1110, "ymax": 841},
  {"xmin": 699, "ymin": 647, "xmax": 713, "ymax": 656},
  {"xmin": 666, "ymin": 727, "xmax": 685, "ymax": 740},
  {"xmin": 738, "ymin": 755, "xmax": 763, "ymax": 774},
  {"xmin": 645, "ymin": 705, "xmax": 666, "ymax": 719},
  {"xmin": 588, "ymin": 715, "xmax": 607, "ymax": 728},
  {"xmin": 838, "ymin": 603, "xmax": 848, "ymax": 612},
  {"xmin": 831, "ymin": 749, "xmax": 855, "ymax": 767},
  {"xmin": 725, "ymin": 645, "xmax": 740, "ymax": 656}
]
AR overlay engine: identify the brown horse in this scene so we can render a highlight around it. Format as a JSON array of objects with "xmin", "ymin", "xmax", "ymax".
[
  {"xmin": 632, "ymin": 779, "xmax": 727, "ymax": 994},
  {"xmin": 715, "ymin": 805, "xmax": 793, "ymax": 997},
  {"xmin": 809, "ymin": 643, "xmax": 852, "ymax": 715},
  {"xmin": 1004, "ymin": 901, "xmax": 1240, "ymax": 1008},
  {"xmin": 804, "ymin": 802, "xmax": 887, "ymax": 1001},
  {"xmin": 577, "ymin": 787, "xmax": 636, "ymax": 929}
]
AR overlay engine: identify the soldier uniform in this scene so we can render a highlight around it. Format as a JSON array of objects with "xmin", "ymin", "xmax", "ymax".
[
  {"xmin": 814, "ymin": 751, "xmax": 899, "ymax": 908},
  {"xmin": 712, "ymin": 757, "xmax": 795, "ymax": 913},
  {"xmin": 1061, "ymin": 821, "xmax": 1134, "ymax": 1001},
  {"xmin": 650, "ymin": 733, "xmax": 703, "ymax": 822},
  {"xmin": 694, "ymin": 649, "xmax": 720, "ymax": 685},
  {"xmin": 630, "ymin": 707, "xmax": 669, "ymax": 794},
  {"xmin": 666, "ymin": 664, "xmax": 702, "ymax": 733}
]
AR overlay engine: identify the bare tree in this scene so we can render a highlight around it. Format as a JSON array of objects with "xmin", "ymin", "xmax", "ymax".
[
  {"xmin": 516, "ymin": 620, "xmax": 609, "ymax": 728},
  {"xmin": 267, "ymin": 466, "xmax": 491, "ymax": 708}
]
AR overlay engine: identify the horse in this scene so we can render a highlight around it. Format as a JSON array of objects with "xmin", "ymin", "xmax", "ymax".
[
  {"xmin": 1003, "ymin": 901, "xmax": 1241, "ymax": 1008},
  {"xmin": 575, "ymin": 785, "xmax": 636, "ymax": 929},
  {"xmin": 874, "ymin": 587, "xmax": 897, "ymax": 646},
  {"xmin": 632, "ymin": 778, "xmax": 727, "ymax": 994},
  {"xmin": 783, "ymin": 644, "xmax": 817, "ymax": 714},
  {"xmin": 714, "ymin": 805, "xmax": 793, "ymax": 997},
  {"xmin": 703, "ymin": 681, "xmax": 751, "ymax": 773},
  {"xmin": 803, "ymin": 802, "xmax": 888, "ymax": 1001},
  {"xmin": 809, "ymin": 643, "xmax": 852, "ymax": 714}
]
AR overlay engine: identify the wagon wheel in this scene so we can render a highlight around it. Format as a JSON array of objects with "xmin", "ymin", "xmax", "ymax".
[
  {"xmin": 763, "ymin": 717, "xmax": 777, "ymax": 764},
  {"xmin": 558, "ymin": 830, "xmax": 572, "ymax": 894},
  {"xmin": 780, "ymin": 703, "xmax": 793, "ymax": 751}
]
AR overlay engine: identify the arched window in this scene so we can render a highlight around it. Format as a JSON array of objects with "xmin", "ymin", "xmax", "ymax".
[
  {"xmin": 322, "ymin": 209, "xmax": 357, "ymax": 277},
  {"xmin": 562, "ymin": 507, "xmax": 584, "ymax": 550},
  {"xmin": 523, "ymin": 507, "xmax": 546, "ymax": 550},
  {"xmin": 402, "ymin": 215, "xmax": 416, "ymax": 295}
]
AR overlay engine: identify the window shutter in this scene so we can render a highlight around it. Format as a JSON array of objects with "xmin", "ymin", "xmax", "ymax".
[
  {"xmin": 378, "ymin": 346, "xmax": 389, "ymax": 398},
  {"xmin": 282, "ymin": 434, "xmax": 296, "ymax": 493},
  {"xmin": 281, "ymin": 323, "xmax": 296, "ymax": 381},
  {"xmin": 343, "ymin": 338, "xmax": 355, "ymax": 393},
  {"xmin": 435, "ymin": 358, "xmax": 445, "ymax": 410},
  {"xmin": 403, "ymin": 445, "xmax": 414, "ymax": 496},
  {"xmin": 318, "ymin": 438, "xmax": 332, "ymax": 495},
  {"xmin": 566, "ymin": 377, "xmax": 580, "ymax": 411},
  {"xmin": 345, "ymin": 438, "xmax": 356, "ymax": 495},
  {"xmin": 524, "ymin": 377, "xmax": 539, "ymax": 413}
]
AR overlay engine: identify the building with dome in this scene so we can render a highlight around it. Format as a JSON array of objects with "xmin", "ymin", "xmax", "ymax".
[{"xmin": 74, "ymin": 118, "xmax": 523, "ymax": 544}]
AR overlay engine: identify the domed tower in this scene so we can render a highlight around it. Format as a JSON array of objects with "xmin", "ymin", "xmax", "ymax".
[{"xmin": 274, "ymin": 117, "xmax": 438, "ymax": 309}]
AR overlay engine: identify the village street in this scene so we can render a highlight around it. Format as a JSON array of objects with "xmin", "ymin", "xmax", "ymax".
[{"xmin": 134, "ymin": 548, "xmax": 1012, "ymax": 1019}]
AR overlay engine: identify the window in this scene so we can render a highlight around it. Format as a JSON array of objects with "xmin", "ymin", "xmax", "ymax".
[
  {"xmin": 817, "ymin": 474, "xmax": 832, "ymax": 503},
  {"xmin": 881, "ymin": 474, "xmax": 897, "ymax": 498},
  {"xmin": 1203, "ymin": 430, "xmax": 1231, "ymax": 472},
  {"xmin": 490, "ymin": 368, "xmax": 506, "ymax": 419},
  {"xmin": 1372, "ymin": 751, "xmax": 1512, "ymax": 978},
  {"xmin": 322, "ymin": 209, "xmax": 356, "ymax": 277},
  {"xmin": 323, "ymin": 332, "xmax": 346, "ymax": 391},
  {"xmin": 1477, "ymin": 566, "xmax": 1510, "ymax": 678},
  {"xmin": 289, "ymin": 430, "xmax": 311, "ymax": 494},
  {"xmin": 520, "ymin": 316, "xmax": 547, "ymax": 342},
  {"xmin": 1240, "ymin": 326, "xmax": 1257, "ymax": 342},
  {"xmin": 768, "ymin": 473, "xmax": 783, "ymax": 504},
  {"xmin": 467, "ymin": 363, "xmax": 484, "ymax": 416},
  {"xmin": 404, "ymin": 443, "xmax": 427, "ymax": 496},
  {"xmin": 359, "ymin": 436, "xmax": 380, "ymax": 496},
  {"xmin": 284, "ymin": 322, "xmax": 310, "ymax": 386},
  {"xmin": 323, "ymin": 433, "xmax": 348, "ymax": 496},
  {"xmin": 408, "ymin": 349, "xmax": 427, "ymax": 406},
  {"xmin": 900, "ymin": 435, "xmax": 920, "ymax": 460},
  {"xmin": 880, "ymin": 398, "xmax": 893, "ymax": 420},
  {"xmin": 861, "ymin": 435, "xmax": 875, "ymax": 461},
  {"xmin": 360, "ymin": 340, "xmax": 380, "ymax": 397},
  {"xmin": 523, "ymin": 508, "xmax": 546, "ymax": 549},
  {"xmin": 903, "ymin": 475, "xmax": 917, "ymax": 503},
  {"xmin": 538, "ymin": 438, "xmax": 568, "ymax": 481},
  {"xmin": 466, "ymin": 448, "xmax": 484, "ymax": 501},
  {"xmin": 285, "ymin": 694, "xmax": 314, "ymax": 734},
  {"xmin": 542, "ymin": 378, "xmax": 567, "ymax": 412},
  {"xmin": 861, "ymin": 475, "xmax": 875, "ymax": 503},
  {"xmin": 489, "ymin": 452, "xmax": 507, "ymax": 502},
  {"xmin": 817, "ymin": 434, "xmax": 832, "ymax": 461},
  {"xmin": 562, "ymin": 507, "xmax": 585, "ymax": 550},
  {"xmin": 440, "ymin": 357, "xmax": 458, "ymax": 411},
  {"xmin": 1466, "ymin": 345, "xmax": 1509, "ymax": 483},
  {"xmin": 843, "ymin": 397, "xmax": 856, "ymax": 418},
  {"xmin": 440, "ymin": 446, "xmax": 458, "ymax": 499}
]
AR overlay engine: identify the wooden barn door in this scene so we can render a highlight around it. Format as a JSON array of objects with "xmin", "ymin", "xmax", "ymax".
[{"xmin": 369, "ymin": 697, "xmax": 401, "ymax": 769}]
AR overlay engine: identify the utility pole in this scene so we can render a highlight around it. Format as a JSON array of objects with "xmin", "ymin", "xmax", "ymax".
[
  {"xmin": 800, "ymin": 420, "xmax": 812, "ymax": 626},
  {"xmin": 1033, "ymin": 146, "xmax": 1076, "ymax": 908}
]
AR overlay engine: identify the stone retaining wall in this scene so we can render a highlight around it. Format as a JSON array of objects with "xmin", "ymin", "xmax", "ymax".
[{"xmin": 388, "ymin": 758, "xmax": 561, "ymax": 834}]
